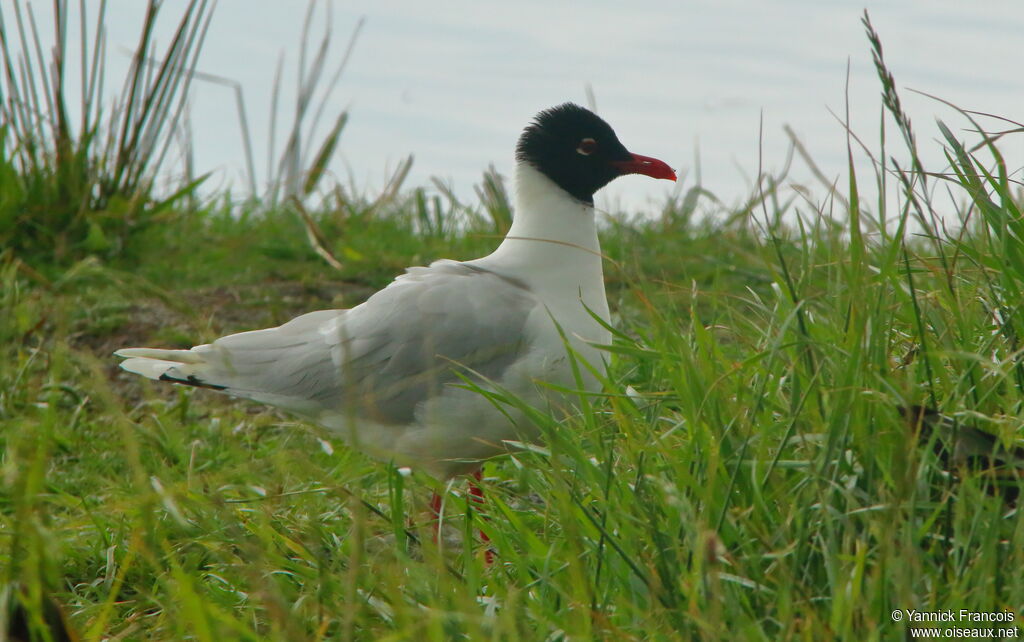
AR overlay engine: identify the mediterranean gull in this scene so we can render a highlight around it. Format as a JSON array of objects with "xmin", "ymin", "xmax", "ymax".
[{"xmin": 115, "ymin": 103, "xmax": 676, "ymax": 482}]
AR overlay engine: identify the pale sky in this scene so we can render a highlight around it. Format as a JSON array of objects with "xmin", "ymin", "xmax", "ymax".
[{"xmin": 15, "ymin": 0, "xmax": 1024, "ymax": 216}]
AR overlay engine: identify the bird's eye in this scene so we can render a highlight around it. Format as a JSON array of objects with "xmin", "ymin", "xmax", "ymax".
[{"xmin": 576, "ymin": 138, "xmax": 598, "ymax": 156}]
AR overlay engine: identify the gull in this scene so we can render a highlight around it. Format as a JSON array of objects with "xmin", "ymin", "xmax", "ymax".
[{"xmin": 115, "ymin": 103, "xmax": 675, "ymax": 485}]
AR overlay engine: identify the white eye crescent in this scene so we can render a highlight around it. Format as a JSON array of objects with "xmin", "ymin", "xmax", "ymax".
[{"xmin": 576, "ymin": 137, "xmax": 597, "ymax": 156}]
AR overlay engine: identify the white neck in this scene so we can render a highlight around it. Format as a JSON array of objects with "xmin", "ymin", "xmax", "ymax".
[
  {"xmin": 472, "ymin": 163, "xmax": 609, "ymax": 340},
  {"xmin": 474, "ymin": 162, "xmax": 611, "ymax": 365},
  {"xmin": 484, "ymin": 163, "xmax": 603, "ymax": 271}
]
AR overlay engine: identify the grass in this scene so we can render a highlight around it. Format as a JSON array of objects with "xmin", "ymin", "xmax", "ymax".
[
  {"xmin": 2, "ymin": 7, "xmax": 1024, "ymax": 641},
  {"xmin": 0, "ymin": 0, "xmax": 213, "ymax": 269}
]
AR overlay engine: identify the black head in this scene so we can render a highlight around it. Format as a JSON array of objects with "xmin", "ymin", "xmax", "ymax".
[{"xmin": 515, "ymin": 103, "xmax": 675, "ymax": 204}]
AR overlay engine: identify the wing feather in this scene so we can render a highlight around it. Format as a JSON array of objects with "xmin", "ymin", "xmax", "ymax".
[{"xmin": 116, "ymin": 261, "xmax": 539, "ymax": 423}]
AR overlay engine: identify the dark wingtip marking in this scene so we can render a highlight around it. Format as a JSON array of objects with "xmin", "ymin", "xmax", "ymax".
[{"xmin": 159, "ymin": 373, "xmax": 228, "ymax": 390}]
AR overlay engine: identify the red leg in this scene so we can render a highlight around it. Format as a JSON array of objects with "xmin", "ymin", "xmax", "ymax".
[
  {"xmin": 430, "ymin": 491, "xmax": 442, "ymax": 543},
  {"xmin": 469, "ymin": 469, "xmax": 494, "ymax": 564},
  {"xmin": 469, "ymin": 470, "xmax": 486, "ymax": 507}
]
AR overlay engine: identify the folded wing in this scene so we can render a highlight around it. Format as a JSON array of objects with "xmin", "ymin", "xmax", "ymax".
[{"xmin": 116, "ymin": 261, "xmax": 539, "ymax": 423}]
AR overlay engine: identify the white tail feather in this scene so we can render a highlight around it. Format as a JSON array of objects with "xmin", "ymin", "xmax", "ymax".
[
  {"xmin": 113, "ymin": 309, "xmax": 346, "ymax": 413},
  {"xmin": 114, "ymin": 347, "xmax": 203, "ymax": 363},
  {"xmin": 118, "ymin": 357, "xmax": 189, "ymax": 380}
]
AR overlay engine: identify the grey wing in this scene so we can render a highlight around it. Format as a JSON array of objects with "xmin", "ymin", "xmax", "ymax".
[
  {"xmin": 321, "ymin": 261, "xmax": 539, "ymax": 424},
  {"xmin": 118, "ymin": 261, "xmax": 539, "ymax": 423}
]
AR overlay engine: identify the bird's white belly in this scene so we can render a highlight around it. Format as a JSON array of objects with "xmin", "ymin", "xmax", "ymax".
[{"xmin": 317, "ymin": 303, "xmax": 610, "ymax": 479}]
